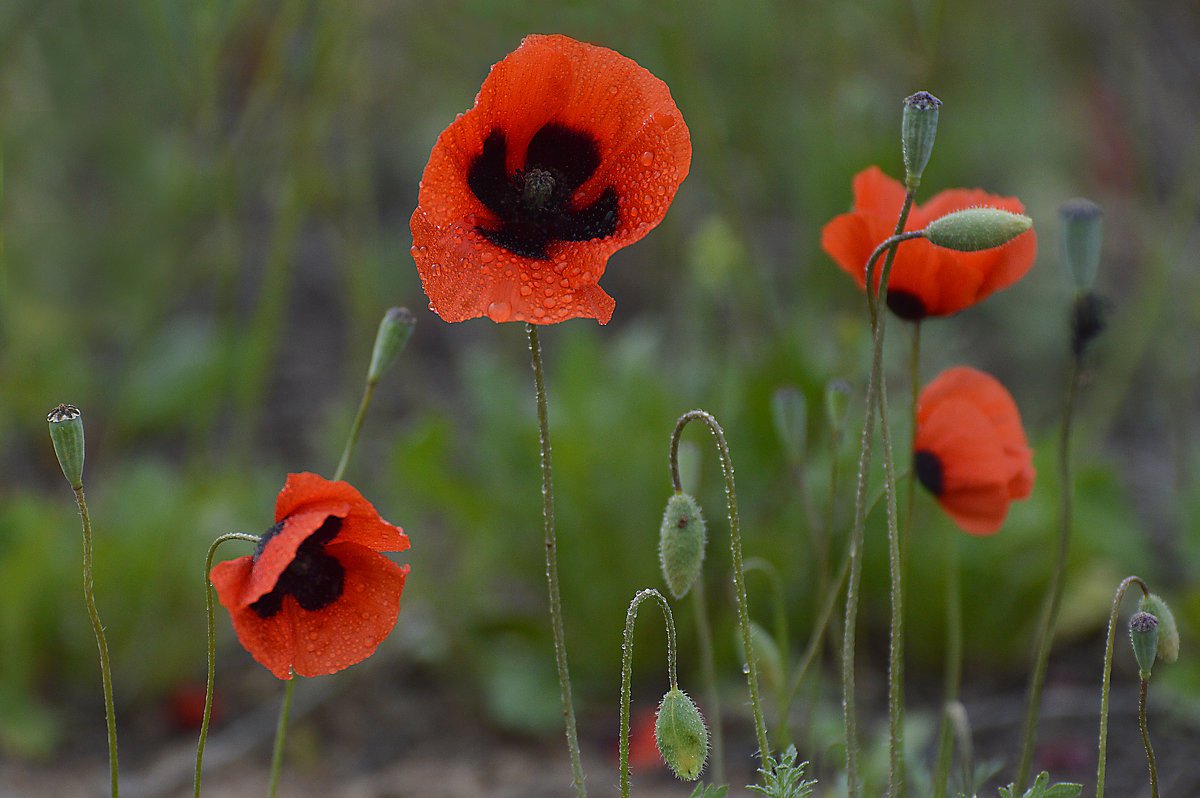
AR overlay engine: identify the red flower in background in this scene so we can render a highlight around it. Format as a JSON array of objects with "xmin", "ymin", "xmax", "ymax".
[
  {"xmin": 210, "ymin": 473, "xmax": 410, "ymax": 679},
  {"xmin": 914, "ymin": 367, "xmax": 1035, "ymax": 535},
  {"xmin": 821, "ymin": 166, "xmax": 1037, "ymax": 320},
  {"xmin": 410, "ymin": 34, "xmax": 692, "ymax": 325}
]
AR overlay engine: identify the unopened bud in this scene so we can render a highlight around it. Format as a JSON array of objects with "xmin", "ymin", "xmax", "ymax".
[
  {"xmin": 925, "ymin": 207, "xmax": 1032, "ymax": 252},
  {"xmin": 367, "ymin": 307, "xmax": 416, "ymax": 384},
  {"xmin": 655, "ymin": 688, "xmax": 708, "ymax": 781},
  {"xmin": 771, "ymin": 387, "xmax": 807, "ymax": 462},
  {"xmin": 1138, "ymin": 593, "xmax": 1179, "ymax": 664},
  {"xmin": 1129, "ymin": 611, "xmax": 1159, "ymax": 680},
  {"xmin": 659, "ymin": 493, "xmax": 706, "ymax": 599},
  {"xmin": 47, "ymin": 404, "xmax": 85, "ymax": 490},
  {"xmin": 825, "ymin": 378, "xmax": 851, "ymax": 445},
  {"xmin": 901, "ymin": 91, "xmax": 942, "ymax": 188},
  {"xmin": 1059, "ymin": 198, "xmax": 1102, "ymax": 291}
]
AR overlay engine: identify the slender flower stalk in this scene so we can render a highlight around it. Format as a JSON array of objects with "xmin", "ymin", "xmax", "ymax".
[
  {"xmin": 670, "ymin": 409, "xmax": 770, "ymax": 763},
  {"xmin": 266, "ymin": 680, "xmax": 296, "ymax": 798},
  {"xmin": 931, "ymin": 534, "xmax": 962, "ymax": 798},
  {"xmin": 619, "ymin": 588, "xmax": 679, "ymax": 797},
  {"xmin": 528, "ymin": 323, "xmax": 587, "ymax": 796},
  {"xmin": 1095, "ymin": 575, "xmax": 1149, "ymax": 798},
  {"xmin": 690, "ymin": 579, "xmax": 725, "ymax": 783},
  {"xmin": 1138, "ymin": 678, "xmax": 1160, "ymax": 798},
  {"xmin": 785, "ymin": 547, "xmax": 851, "ymax": 709},
  {"xmin": 744, "ymin": 557, "xmax": 790, "ymax": 744}
]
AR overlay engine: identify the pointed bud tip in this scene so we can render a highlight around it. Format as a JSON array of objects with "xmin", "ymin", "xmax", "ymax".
[
  {"xmin": 367, "ymin": 307, "xmax": 417, "ymax": 383},
  {"xmin": 925, "ymin": 207, "xmax": 1032, "ymax": 252}
]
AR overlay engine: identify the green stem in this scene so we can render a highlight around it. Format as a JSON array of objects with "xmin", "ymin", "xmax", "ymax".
[
  {"xmin": 931, "ymin": 534, "xmax": 962, "ymax": 798},
  {"xmin": 527, "ymin": 323, "xmax": 587, "ymax": 797},
  {"xmin": 1014, "ymin": 355, "xmax": 1083, "ymax": 791},
  {"xmin": 842, "ymin": 199, "xmax": 919, "ymax": 798},
  {"xmin": 690, "ymin": 578, "xmax": 726, "ymax": 784},
  {"xmin": 195, "ymin": 532, "xmax": 260, "ymax": 798},
  {"xmin": 619, "ymin": 589, "xmax": 679, "ymax": 798},
  {"xmin": 1138, "ymin": 679, "xmax": 1159, "ymax": 798},
  {"xmin": 333, "ymin": 379, "xmax": 378, "ymax": 482},
  {"xmin": 784, "ymin": 545, "xmax": 851, "ymax": 709},
  {"xmin": 74, "ymin": 486, "xmax": 120, "ymax": 798},
  {"xmin": 266, "ymin": 678, "xmax": 295, "ymax": 798},
  {"xmin": 670, "ymin": 409, "xmax": 770, "ymax": 762},
  {"xmin": 1095, "ymin": 575, "xmax": 1149, "ymax": 798},
  {"xmin": 744, "ymin": 557, "xmax": 791, "ymax": 746}
]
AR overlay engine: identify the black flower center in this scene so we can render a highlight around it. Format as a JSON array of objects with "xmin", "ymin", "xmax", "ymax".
[
  {"xmin": 886, "ymin": 290, "xmax": 927, "ymax": 321},
  {"xmin": 467, "ymin": 123, "xmax": 619, "ymax": 259},
  {"xmin": 913, "ymin": 449, "xmax": 944, "ymax": 497},
  {"xmin": 250, "ymin": 516, "xmax": 345, "ymax": 618}
]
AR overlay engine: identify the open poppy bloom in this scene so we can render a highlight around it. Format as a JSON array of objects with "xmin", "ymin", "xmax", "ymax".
[
  {"xmin": 821, "ymin": 166, "xmax": 1037, "ymax": 320},
  {"xmin": 914, "ymin": 367, "xmax": 1035, "ymax": 535},
  {"xmin": 410, "ymin": 34, "xmax": 691, "ymax": 325},
  {"xmin": 210, "ymin": 473, "xmax": 410, "ymax": 679}
]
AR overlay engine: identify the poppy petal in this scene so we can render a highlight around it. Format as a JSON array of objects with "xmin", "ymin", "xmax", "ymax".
[
  {"xmin": 275, "ymin": 473, "xmax": 409, "ymax": 553},
  {"xmin": 236, "ymin": 508, "xmax": 341, "ymax": 607},
  {"xmin": 210, "ymin": 555, "xmax": 297, "ymax": 679}
]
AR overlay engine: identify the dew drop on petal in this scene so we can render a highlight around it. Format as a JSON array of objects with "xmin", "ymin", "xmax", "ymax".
[
  {"xmin": 480, "ymin": 250, "xmax": 494, "ymax": 263},
  {"xmin": 520, "ymin": 285, "xmax": 532, "ymax": 296},
  {"xmin": 533, "ymin": 307, "xmax": 546, "ymax": 318},
  {"xmin": 486, "ymin": 301, "xmax": 512, "ymax": 322},
  {"xmin": 640, "ymin": 151, "xmax": 654, "ymax": 166}
]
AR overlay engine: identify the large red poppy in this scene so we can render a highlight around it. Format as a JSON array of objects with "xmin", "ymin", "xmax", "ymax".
[
  {"xmin": 821, "ymin": 166, "xmax": 1037, "ymax": 320},
  {"xmin": 914, "ymin": 367, "xmax": 1035, "ymax": 535},
  {"xmin": 410, "ymin": 34, "xmax": 692, "ymax": 325},
  {"xmin": 210, "ymin": 473, "xmax": 410, "ymax": 679}
]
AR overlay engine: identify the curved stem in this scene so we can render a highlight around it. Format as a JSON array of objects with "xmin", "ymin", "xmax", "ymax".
[
  {"xmin": 1014, "ymin": 355, "xmax": 1083, "ymax": 791},
  {"xmin": 1095, "ymin": 575, "xmax": 1149, "ymax": 798},
  {"xmin": 528, "ymin": 323, "xmax": 587, "ymax": 797},
  {"xmin": 266, "ymin": 678, "xmax": 295, "ymax": 798},
  {"xmin": 931, "ymin": 534, "xmax": 962, "ymax": 798},
  {"xmin": 195, "ymin": 532, "xmax": 260, "ymax": 797},
  {"xmin": 1138, "ymin": 679, "xmax": 1160, "ymax": 798},
  {"xmin": 690, "ymin": 578, "xmax": 725, "ymax": 784},
  {"xmin": 670, "ymin": 409, "xmax": 769, "ymax": 762},
  {"xmin": 74, "ymin": 486, "xmax": 120, "ymax": 798},
  {"xmin": 619, "ymin": 588, "xmax": 679, "ymax": 798}
]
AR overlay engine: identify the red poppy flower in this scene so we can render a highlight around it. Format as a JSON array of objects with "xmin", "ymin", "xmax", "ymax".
[
  {"xmin": 821, "ymin": 166, "xmax": 1037, "ymax": 320},
  {"xmin": 210, "ymin": 473, "xmax": 410, "ymax": 679},
  {"xmin": 410, "ymin": 34, "xmax": 691, "ymax": 325},
  {"xmin": 914, "ymin": 367, "xmax": 1035, "ymax": 535}
]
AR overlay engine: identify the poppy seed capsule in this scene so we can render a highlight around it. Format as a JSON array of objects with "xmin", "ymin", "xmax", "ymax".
[
  {"xmin": 659, "ymin": 493, "xmax": 706, "ymax": 599},
  {"xmin": 47, "ymin": 403, "xmax": 85, "ymax": 490},
  {"xmin": 367, "ymin": 307, "xmax": 416, "ymax": 384},
  {"xmin": 901, "ymin": 90, "xmax": 941, "ymax": 188},
  {"xmin": 1059, "ymin": 198, "xmax": 1103, "ymax": 291},
  {"xmin": 1138, "ymin": 593, "xmax": 1180, "ymax": 664},
  {"xmin": 655, "ymin": 688, "xmax": 708, "ymax": 781},
  {"xmin": 924, "ymin": 207, "xmax": 1033, "ymax": 252},
  {"xmin": 771, "ymin": 386, "xmax": 807, "ymax": 462},
  {"xmin": 1129, "ymin": 611, "xmax": 1159, "ymax": 680}
]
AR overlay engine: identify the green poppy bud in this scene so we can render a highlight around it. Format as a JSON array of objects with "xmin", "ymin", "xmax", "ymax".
[
  {"xmin": 367, "ymin": 307, "xmax": 416, "ymax": 384},
  {"xmin": 825, "ymin": 378, "xmax": 851, "ymax": 445},
  {"xmin": 1129, "ymin": 611, "xmax": 1159, "ymax": 680},
  {"xmin": 47, "ymin": 404, "xmax": 85, "ymax": 490},
  {"xmin": 925, "ymin": 207, "xmax": 1033, "ymax": 252},
  {"xmin": 771, "ymin": 387, "xmax": 807, "ymax": 463},
  {"xmin": 1059, "ymin": 198, "xmax": 1102, "ymax": 291},
  {"xmin": 901, "ymin": 91, "xmax": 941, "ymax": 188},
  {"xmin": 1138, "ymin": 593, "xmax": 1179, "ymax": 664},
  {"xmin": 656, "ymin": 688, "xmax": 709, "ymax": 781},
  {"xmin": 659, "ymin": 493, "xmax": 707, "ymax": 599}
]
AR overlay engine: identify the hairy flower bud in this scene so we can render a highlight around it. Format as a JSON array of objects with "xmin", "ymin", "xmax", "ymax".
[
  {"xmin": 1138, "ymin": 593, "xmax": 1179, "ymax": 664},
  {"xmin": 901, "ymin": 91, "xmax": 941, "ymax": 188},
  {"xmin": 655, "ymin": 688, "xmax": 708, "ymax": 781},
  {"xmin": 771, "ymin": 387, "xmax": 807, "ymax": 462},
  {"xmin": 1129, "ymin": 611, "xmax": 1159, "ymax": 680},
  {"xmin": 1059, "ymin": 198, "xmax": 1102, "ymax": 291},
  {"xmin": 368, "ymin": 307, "xmax": 416, "ymax": 384},
  {"xmin": 47, "ymin": 403, "xmax": 85, "ymax": 490},
  {"xmin": 925, "ymin": 207, "xmax": 1033, "ymax": 252},
  {"xmin": 659, "ymin": 493, "xmax": 706, "ymax": 599}
]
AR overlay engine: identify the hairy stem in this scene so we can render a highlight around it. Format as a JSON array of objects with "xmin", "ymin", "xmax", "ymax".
[
  {"xmin": 619, "ymin": 589, "xmax": 678, "ymax": 798},
  {"xmin": 1095, "ymin": 575, "xmax": 1149, "ymax": 798},
  {"xmin": 1138, "ymin": 679, "xmax": 1160, "ymax": 798}
]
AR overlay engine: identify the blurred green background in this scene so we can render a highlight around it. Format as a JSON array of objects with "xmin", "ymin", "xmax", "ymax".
[{"xmin": 2, "ymin": 0, "xmax": 1198, "ymax": 785}]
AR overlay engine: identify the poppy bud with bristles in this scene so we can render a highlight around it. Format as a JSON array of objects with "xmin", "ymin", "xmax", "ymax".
[
  {"xmin": 901, "ymin": 91, "xmax": 941, "ymax": 188},
  {"xmin": 1129, "ymin": 611, "xmax": 1159, "ymax": 680},
  {"xmin": 47, "ymin": 403, "xmax": 85, "ymax": 490},
  {"xmin": 655, "ymin": 688, "xmax": 708, "ymax": 781},
  {"xmin": 771, "ymin": 387, "xmax": 807, "ymax": 463},
  {"xmin": 1059, "ymin": 198, "xmax": 1103, "ymax": 291},
  {"xmin": 1138, "ymin": 593, "xmax": 1179, "ymax": 664},
  {"xmin": 367, "ymin": 307, "xmax": 416, "ymax": 384},
  {"xmin": 924, "ymin": 207, "xmax": 1033, "ymax": 253},
  {"xmin": 659, "ymin": 493, "xmax": 706, "ymax": 599}
]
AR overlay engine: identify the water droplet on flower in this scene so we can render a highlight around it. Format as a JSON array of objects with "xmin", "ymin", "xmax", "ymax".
[
  {"xmin": 533, "ymin": 307, "xmax": 546, "ymax": 318},
  {"xmin": 486, "ymin": 301, "xmax": 512, "ymax": 322},
  {"xmin": 562, "ymin": 293, "xmax": 574, "ymax": 303},
  {"xmin": 640, "ymin": 151, "xmax": 654, "ymax": 166},
  {"xmin": 654, "ymin": 113, "xmax": 677, "ymax": 131},
  {"xmin": 560, "ymin": 278, "xmax": 570, "ymax": 287},
  {"xmin": 520, "ymin": 285, "xmax": 532, "ymax": 296},
  {"xmin": 609, "ymin": 85, "xmax": 619, "ymax": 95},
  {"xmin": 480, "ymin": 250, "xmax": 494, "ymax": 263}
]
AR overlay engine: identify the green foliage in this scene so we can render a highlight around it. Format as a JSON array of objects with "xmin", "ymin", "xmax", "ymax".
[
  {"xmin": 690, "ymin": 784, "xmax": 729, "ymax": 798},
  {"xmin": 995, "ymin": 772, "xmax": 1083, "ymax": 798},
  {"xmin": 747, "ymin": 745, "xmax": 817, "ymax": 798}
]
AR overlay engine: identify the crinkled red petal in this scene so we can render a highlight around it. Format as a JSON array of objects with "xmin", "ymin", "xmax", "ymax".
[
  {"xmin": 275, "ymin": 472, "xmax": 408, "ymax": 553},
  {"xmin": 247, "ymin": 507, "xmax": 342, "ymax": 607}
]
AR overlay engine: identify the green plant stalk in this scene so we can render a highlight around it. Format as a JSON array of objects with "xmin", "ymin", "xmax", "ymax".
[
  {"xmin": 785, "ymin": 546, "xmax": 851, "ymax": 709},
  {"xmin": 1095, "ymin": 575, "xmax": 1149, "ymax": 798},
  {"xmin": 691, "ymin": 579, "xmax": 726, "ymax": 784},
  {"xmin": 266, "ymin": 679, "xmax": 295, "ymax": 798},
  {"xmin": 74, "ymin": 486, "xmax": 120, "ymax": 798},
  {"xmin": 931, "ymin": 534, "xmax": 962, "ymax": 798},
  {"xmin": 1138, "ymin": 678, "xmax": 1159, "ymax": 798},
  {"xmin": 619, "ymin": 589, "xmax": 679, "ymax": 798},
  {"xmin": 1014, "ymin": 356, "xmax": 1083, "ymax": 791},
  {"xmin": 195, "ymin": 532, "xmax": 260, "ymax": 797},
  {"xmin": 528, "ymin": 324, "xmax": 588, "ymax": 797},
  {"xmin": 745, "ymin": 557, "xmax": 791, "ymax": 746},
  {"xmin": 670, "ymin": 409, "xmax": 770, "ymax": 762},
  {"xmin": 333, "ymin": 377, "xmax": 379, "ymax": 483}
]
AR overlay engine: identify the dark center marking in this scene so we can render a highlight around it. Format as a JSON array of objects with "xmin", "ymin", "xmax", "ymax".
[
  {"xmin": 466, "ymin": 123, "xmax": 619, "ymax": 260},
  {"xmin": 250, "ymin": 516, "xmax": 346, "ymax": 618},
  {"xmin": 886, "ymin": 290, "xmax": 927, "ymax": 321},
  {"xmin": 913, "ymin": 450, "xmax": 944, "ymax": 497}
]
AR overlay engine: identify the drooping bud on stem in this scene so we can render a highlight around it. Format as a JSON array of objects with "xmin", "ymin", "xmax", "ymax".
[
  {"xmin": 655, "ymin": 688, "xmax": 709, "ymax": 781},
  {"xmin": 659, "ymin": 493, "xmax": 707, "ymax": 599},
  {"xmin": 924, "ymin": 207, "xmax": 1033, "ymax": 252},
  {"xmin": 1059, "ymin": 198, "xmax": 1103, "ymax": 291},
  {"xmin": 367, "ymin": 307, "xmax": 416, "ymax": 384},
  {"xmin": 771, "ymin": 387, "xmax": 807, "ymax": 463},
  {"xmin": 1129, "ymin": 612, "xmax": 1159, "ymax": 681},
  {"xmin": 901, "ymin": 91, "xmax": 942, "ymax": 188},
  {"xmin": 1138, "ymin": 594, "xmax": 1179, "ymax": 664},
  {"xmin": 48, "ymin": 403, "xmax": 85, "ymax": 490}
]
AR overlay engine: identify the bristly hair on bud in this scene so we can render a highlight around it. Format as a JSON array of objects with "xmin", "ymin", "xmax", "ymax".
[
  {"xmin": 924, "ymin": 207, "xmax": 1033, "ymax": 252},
  {"xmin": 1138, "ymin": 593, "xmax": 1180, "ymax": 664},
  {"xmin": 656, "ymin": 688, "xmax": 709, "ymax": 781},
  {"xmin": 1059, "ymin": 198, "xmax": 1103, "ymax": 291},
  {"xmin": 367, "ymin": 307, "xmax": 416, "ymax": 384},
  {"xmin": 659, "ymin": 493, "xmax": 707, "ymax": 599},
  {"xmin": 1070, "ymin": 291, "xmax": 1108, "ymax": 358},
  {"xmin": 901, "ymin": 90, "xmax": 942, "ymax": 188},
  {"xmin": 47, "ymin": 403, "xmax": 85, "ymax": 490}
]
